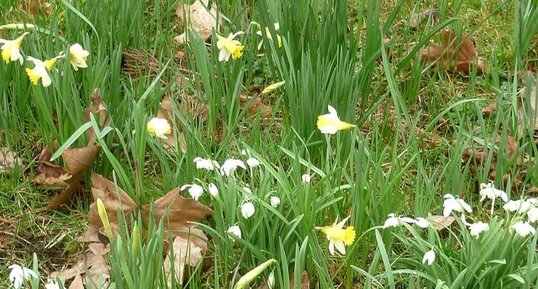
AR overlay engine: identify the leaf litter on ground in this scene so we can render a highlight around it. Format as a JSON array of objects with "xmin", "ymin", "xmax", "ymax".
[{"xmin": 174, "ymin": 0, "xmax": 221, "ymax": 45}]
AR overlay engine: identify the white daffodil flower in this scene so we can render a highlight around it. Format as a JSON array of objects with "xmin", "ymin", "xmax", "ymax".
[
  {"xmin": 316, "ymin": 105, "xmax": 355, "ymax": 134},
  {"xmin": 25, "ymin": 56, "xmax": 59, "ymax": 87},
  {"xmin": 0, "ymin": 32, "xmax": 28, "ymax": 64},
  {"xmin": 216, "ymin": 32, "xmax": 244, "ymax": 62},
  {"xmin": 146, "ymin": 117, "xmax": 171, "ymax": 139},
  {"xmin": 69, "ymin": 43, "xmax": 89, "ymax": 70}
]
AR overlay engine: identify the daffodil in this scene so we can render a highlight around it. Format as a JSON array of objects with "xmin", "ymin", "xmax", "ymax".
[
  {"xmin": 147, "ymin": 117, "xmax": 172, "ymax": 139},
  {"xmin": 256, "ymin": 23, "xmax": 282, "ymax": 50},
  {"xmin": 317, "ymin": 105, "xmax": 355, "ymax": 134},
  {"xmin": 0, "ymin": 32, "xmax": 29, "ymax": 64},
  {"xmin": 315, "ymin": 216, "xmax": 356, "ymax": 255},
  {"xmin": 69, "ymin": 43, "xmax": 89, "ymax": 70},
  {"xmin": 25, "ymin": 56, "xmax": 60, "ymax": 87},
  {"xmin": 216, "ymin": 32, "xmax": 244, "ymax": 62}
]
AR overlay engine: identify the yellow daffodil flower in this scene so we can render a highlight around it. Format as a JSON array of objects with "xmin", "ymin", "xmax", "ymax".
[
  {"xmin": 147, "ymin": 117, "xmax": 172, "ymax": 139},
  {"xmin": 69, "ymin": 43, "xmax": 89, "ymax": 71},
  {"xmin": 0, "ymin": 32, "xmax": 29, "ymax": 64},
  {"xmin": 316, "ymin": 105, "xmax": 355, "ymax": 134},
  {"xmin": 262, "ymin": 80, "xmax": 285, "ymax": 94},
  {"xmin": 315, "ymin": 216, "xmax": 356, "ymax": 255},
  {"xmin": 256, "ymin": 23, "xmax": 282, "ymax": 50},
  {"xmin": 216, "ymin": 32, "xmax": 244, "ymax": 62},
  {"xmin": 25, "ymin": 56, "xmax": 60, "ymax": 87}
]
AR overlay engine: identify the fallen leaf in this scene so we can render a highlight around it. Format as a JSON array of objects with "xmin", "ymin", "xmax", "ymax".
[
  {"xmin": 84, "ymin": 89, "xmax": 113, "ymax": 145},
  {"xmin": 239, "ymin": 95, "xmax": 272, "ymax": 118},
  {"xmin": 174, "ymin": 0, "xmax": 221, "ymax": 44},
  {"xmin": 394, "ymin": 8, "xmax": 438, "ymax": 29},
  {"xmin": 420, "ymin": 30, "xmax": 487, "ymax": 75},
  {"xmin": 163, "ymin": 235, "xmax": 203, "ymax": 286},
  {"xmin": 429, "ymin": 215, "xmax": 455, "ymax": 231},
  {"xmin": 52, "ymin": 247, "xmax": 110, "ymax": 288},
  {"xmin": 289, "ymin": 270, "xmax": 310, "ymax": 289},
  {"xmin": 0, "ymin": 147, "xmax": 23, "ymax": 174},
  {"xmin": 482, "ymin": 103, "xmax": 497, "ymax": 116}
]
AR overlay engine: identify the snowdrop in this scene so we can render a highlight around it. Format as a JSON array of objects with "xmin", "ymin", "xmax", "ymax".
[
  {"xmin": 527, "ymin": 207, "xmax": 538, "ymax": 223},
  {"xmin": 382, "ymin": 213, "xmax": 400, "ymax": 229},
  {"xmin": 479, "ymin": 183, "xmax": 508, "ymax": 202},
  {"xmin": 422, "ymin": 250, "xmax": 436, "ymax": 265},
  {"xmin": 241, "ymin": 202, "xmax": 255, "ymax": 219},
  {"xmin": 208, "ymin": 183, "xmax": 219, "ymax": 197},
  {"xmin": 511, "ymin": 221, "xmax": 536, "ymax": 237},
  {"xmin": 8, "ymin": 264, "xmax": 38, "ymax": 289},
  {"xmin": 270, "ymin": 196, "xmax": 281, "ymax": 208},
  {"xmin": 246, "ymin": 157, "xmax": 260, "ymax": 168},
  {"xmin": 220, "ymin": 159, "xmax": 246, "ymax": 176},
  {"xmin": 227, "ymin": 225, "xmax": 242, "ymax": 239},
  {"xmin": 503, "ymin": 200, "xmax": 533, "ymax": 213},
  {"xmin": 193, "ymin": 157, "xmax": 219, "ymax": 171},
  {"xmin": 414, "ymin": 217, "xmax": 430, "ymax": 229},
  {"xmin": 301, "ymin": 174, "xmax": 311, "ymax": 183},
  {"xmin": 181, "ymin": 184, "xmax": 204, "ymax": 201},
  {"xmin": 468, "ymin": 222, "xmax": 489, "ymax": 239},
  {"xmin": 45, "ymin": 279, "xmax": 61, "ymax": 289},
  {"xmin": 443, "ymin": 194, "xmax": 472, "ymax": 217}
]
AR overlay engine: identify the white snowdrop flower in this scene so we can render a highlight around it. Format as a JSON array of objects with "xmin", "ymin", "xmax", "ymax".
[
  {"xmin": 241, "ymin": 149, "xmax": 248, "ymax": 155},
  {"xmin": 469, "ymin": 222, "xmax": 489, "ymax": 239},
  {"xmin": 227, "ymin": 225, "xmax": 242, "ymax": 239},
  {"xmin": 301, "ymin": 174, "xmax": 311, "ymax": 183},
  {"xmin": 503, "ymin": 200, "xmax": 533, "ymax": 213},
  {"xmin": 511, "ymin": 221, "xmax": 536, "ymax": 237},
  {"xmin": 399, "ymin": 217, "xmax": 416, "ymax": 224},
  {"xmin": 270, "ymin": 196, "xmax": 281, "ymax": 208},
  {"xmin": 443, "ymin": 194, "xmax": 472, "ymax": 217},
  {"xmin": 243, "ymin": 187, "xmax": 252, "ymax": 194},
  {"xmin": 220, "ymin": 159, "xmax": 246, "ymax": 176},
  {"xmin": 181, "ymin": 184, "xmax": 204, "ymax": 201},
  {"xmin": 527, "ymin": 207, "xmax": 538, "ymax": 223},
  {"xmin": 193, "ymin": 157, "xmax": 219, "ymax": 171},
  {"xmin": 208, "ymin": 183, "xmax": 219, "ymax": 197},
  {"xmin": 527, "ymin": 198, "xmax": 538, "ymax": 205},
  {"xmin": 414, "ymin": 217, "xmax": 429, "ymax": 229},
  {"xmin": 241, "ymin": 202, "xmax": 256, "ymax": 219},
  {"xmin": 422, "ymin": 249, "xmax": 436, "ymax": 265},
  {"xmin": 45, "ymin": 279, "xmax": 61, "ymax": 289},
  {"xmin": 267, "ymin": 270, "xmax": 275, "ymax": 289},
  {"xmin": 383, "ymin": 213, "xmax": 400, "ymax": 229},
  {"xmin": 479, "ymin": 183, "xmax": 508, "ymax": 202},
  {"xmin": 246, "ymin": 157, "xmax": 260, "ymax": 168},
  {"xmin": 9, "ymin": 264, "xmax": 38, "ymax": 289}
]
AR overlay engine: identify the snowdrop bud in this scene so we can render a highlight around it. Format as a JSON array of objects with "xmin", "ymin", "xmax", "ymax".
[
  {"xmin": 241, "ymin": 202, "xmax": 256, "ymax": 219},
  {"xmin": 227, "ymin": 225, "xmax": 242, "ymax": 239},
  {"xmin": 301, "ymin": 174, "xmax": 311, "ymax": 183},
  {"xmin": 268, "ymin": 270, "xmax": 275, "ymax": 288},
  {"xmin": 243, "ymin": 187, "xmax": 252, "ymax": 194},
  {"xmin": 208, "ymin": 183, "xmax": 219, "ymax": 197},
  {"xmin": 422, "ymin": 249, "xmax": 435, "ymax": 265},
  {"xmin": 270, "ymin": 196, "xmax": 281, "ymax": 208},
  {"xmin": 246, "ymin": 157, "xmax": 260, "ymax": 168}
]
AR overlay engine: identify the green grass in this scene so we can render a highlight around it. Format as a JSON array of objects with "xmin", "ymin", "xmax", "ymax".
[{"xmin": 0, "ymin": 0, "xmax": 537, "ymax": 288}]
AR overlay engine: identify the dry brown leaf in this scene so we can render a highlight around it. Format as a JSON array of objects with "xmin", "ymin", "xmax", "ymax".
[
  {"xmin": 68, "ymin": 275, "xmax": 84, "ymax": 289},
  {"xmin": 289, "ymin": 270, "xmax": 310, "ymax": 289},
  {"xmin": 163, "ymin": 235, "xmax": 204, "ymax": 286},
  {"xmin": 482, "ymin": 103, "xmax": 497, "ymax": 117},
  {"xmin": 52, "ymin": 247, "xmax": 110, "ymax": 288},
  {"xmin": 239, "ymin": 95, "xmax": 273, "ymax": 118},
  {"xmin": 174, "ymin": 0, "xmax": 221, "ymax": 44},
  {"xmin": 429, "ymin": 215, "xmax": 456, "ymax": 231},
  {"xmin": 84, "ymin": 89, "xmax": 113, "ymax": 145},
  {"xmin": 420, "ymin": 30, "xmax": 486, "ymax": 75},
  {"xmin": 0, "ymin": 147, "xmax": 23, "ymax": 174},
  {"xmin": 82, "ymin": 173, "xmax": 137, "ymax": 242}
]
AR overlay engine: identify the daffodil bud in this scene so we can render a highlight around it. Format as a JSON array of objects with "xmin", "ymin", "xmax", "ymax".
[
  {"xmin": 234, "ymin": 259, "xmax": 277, "ymax": 289},
  {"xmin": 96, "ymin": 198, "xmax": 114, "ymax": 241}
]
